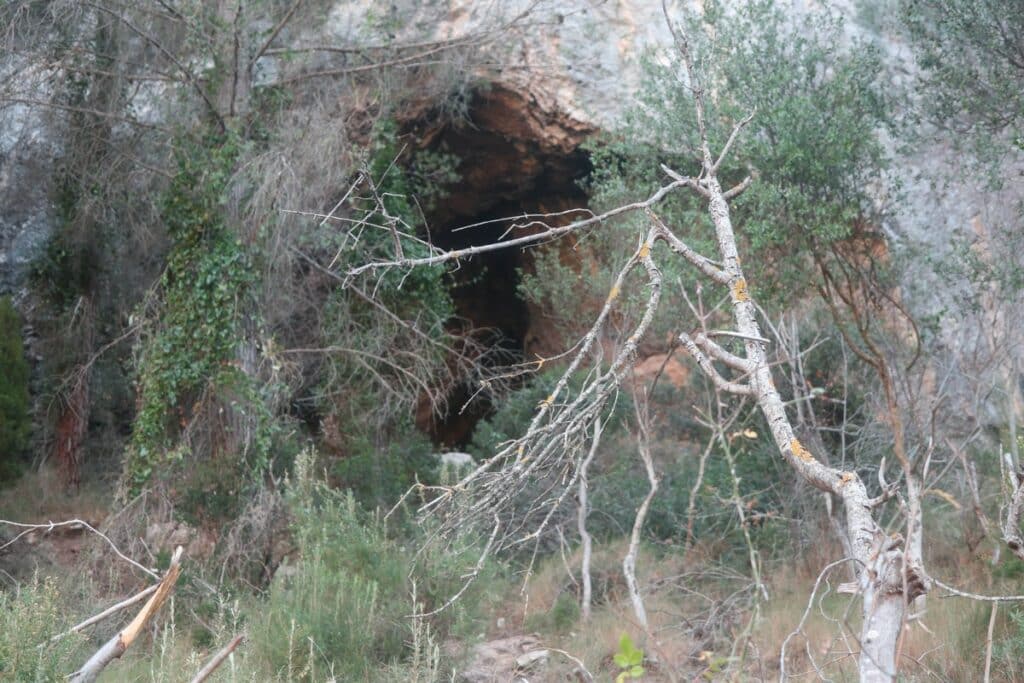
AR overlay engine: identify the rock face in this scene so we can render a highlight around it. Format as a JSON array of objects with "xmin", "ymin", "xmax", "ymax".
[
  {"xmin": 2, "ymin": 0, "xmax": 1021, "ymax": 445},
  {"xmin": 0, "ymin": 104, "xmax": 56, "ymax": 295}
]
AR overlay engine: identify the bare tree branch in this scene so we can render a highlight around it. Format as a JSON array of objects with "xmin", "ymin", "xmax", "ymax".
[{"xmin": 69, "ymin": 546, "xmax": 184, "ymax": 683}]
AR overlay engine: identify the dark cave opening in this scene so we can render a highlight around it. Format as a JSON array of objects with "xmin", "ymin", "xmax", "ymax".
[{"xmin": 406, "ymin": 85, "xmax": 595, "ymax": 447}]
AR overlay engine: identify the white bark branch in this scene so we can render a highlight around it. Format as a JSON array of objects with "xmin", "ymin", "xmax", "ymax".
[
  {"xmin": 49, "ymin": 584, "xmax": 159, "ymax": 643},
  {"xmin": 577, "ymin": 420, "xmax": 602, "ymax": 621},
  {"xmin": 69, "ymin": 546, "xmax": 184, "ymax": 683},
  {"xmin": 624, "ymin": 401, "xmax": 659, "ymax": 632},
  {"xmin": 189, "ymin": 633, "xmax": 245, "ymax": 683},
  {"xmin": 667, "ymin": 24, "xmax": 913, "ymax": 681},
  {"xmin": 678, "ymin": 332, "xmax": 753, "ymax": 395},
  {"xmin": 347, "ymin": 179, "xmax": 694, "ymax": 278},
  {"xmin": 647, "ymin": 208, "xmax": 729, "ymax": 284},
  {"xmin": 692, "ymin": 332, "xmax": 753, "ymax": 371}
]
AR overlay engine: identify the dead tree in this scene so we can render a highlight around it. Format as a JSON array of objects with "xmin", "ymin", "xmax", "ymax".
[
  {"xmin": 346, "ymin": 19, "xmax": 933, "ymax": 683},
  {"xmin": 660, "ymin": 38, "xmax": 926, "ymax": 677}
]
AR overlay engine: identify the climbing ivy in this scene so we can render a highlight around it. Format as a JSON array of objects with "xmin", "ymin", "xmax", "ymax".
[{"xmin": 124, "ymin": 134, "xmax": 257, "ymax": 493}]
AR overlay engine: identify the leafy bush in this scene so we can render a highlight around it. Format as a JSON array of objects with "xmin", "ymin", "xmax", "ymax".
[
  {"xmin": 524, "ymin": 592, "xmax": 580, "ymax": 634},
  {"xmin": 250, "ymin": 449, "xmax": 500, "ymax": 680},
  {"xmin": 0, "ymin": 577, "xmax": 86, "ymax": 681},
  {"xmin": 995, "ymin": 608, "xmax": 1024, "ymax": 681},
  {"xmin": 332, "ymin": 418, "xmax": 439, "ymax": 511}
]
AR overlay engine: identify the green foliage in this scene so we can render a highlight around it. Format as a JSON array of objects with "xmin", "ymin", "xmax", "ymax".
[
  {"xmin": 0, "ymin": 298, "xmax": 30, "ymax": 484},
  {"xmin": 901, "ymin": 0, "xmax": 1024, "ymax": 166},
  {"xmin": 125, "ymin": 133, "xmax": 258, "ymax": 493},
  {"xmin": 250, "ymin": 450, "xmax": 498, "ymax": 680},
  {"xmin": 524, "ymin": 592, "xmax": 580, "ymax": 633},
  {"xmin": 613, "ymin": 634, "xmax": 645, "ymax": 682},
  {"xmin": 0, "ymin": 577, "xmax": 86, "ymax": 681},
  {"xmin": 995, "ymin": 608, "xmax": 1024, "ymax": 680},
  {"xmin": 586, "ymin": 416, "xmax": 790, "ymax": 557},
  {"xmin": 525, "ymin": 0, "xmax": 893, "ymax": 327},
  {"xmin": 332, "ymin": 417, "xmax": 439, "ymax": 510}
]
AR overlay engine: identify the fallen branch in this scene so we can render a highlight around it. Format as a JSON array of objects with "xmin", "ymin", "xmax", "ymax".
[
  {"xmin": 0, "ymin": 518, "xmax": 159, "ymax": 580},
  {"xmin": 69, "ymin": 546, "xmax": 184, "ymax": 683},
  {"xmin": 190, "ymin": 633, "xmax": 245, "ymax": 683},
  {"xmin": 50, "ymin": 584, "xmax": 159, "ymax": 643}
]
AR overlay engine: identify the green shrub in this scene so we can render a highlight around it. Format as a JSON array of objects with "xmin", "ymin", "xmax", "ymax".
[
  {"xmin": 250, "ymin": 450, "xmax": 499, "ymax": 680},
  {"xmin": 524, "ymin": 592, "xmax": 580, "ymax": 634},
  {"xmin": 332, "ymin": 418, "xmax": 439, "ymax": 511},
  {"xmin": 0, "ymin": 297, "xmax": 30, "ymax": 484},
  {"xmin": 995, "ymin": 608, "xmax": 1024, "ymax": 681},
  {"xmin": 0, "ymin": 577, "xmax": 86, "ymax": 681}
]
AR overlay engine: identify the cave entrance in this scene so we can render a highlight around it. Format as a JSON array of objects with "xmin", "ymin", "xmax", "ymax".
[{"xmin": 406, "ymin": 85, "xmax": 594, "ymax": 447}]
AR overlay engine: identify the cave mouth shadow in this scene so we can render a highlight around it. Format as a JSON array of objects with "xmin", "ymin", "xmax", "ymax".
[{"xmin": 406, "ymin": 86, "xmax": 594, "ymax": 448}]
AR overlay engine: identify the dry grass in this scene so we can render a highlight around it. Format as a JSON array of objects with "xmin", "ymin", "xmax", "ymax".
[
  {"xmin": 488, "ymin": 535, "xmax": 1024, "ymax": 682},
  {"xmin": 0, "ymin": 465, "xmax": 109, "ymax": 524},
  {"xmin": 756, "ymin": 548, "xmax": 1024, "ymax": 682}
]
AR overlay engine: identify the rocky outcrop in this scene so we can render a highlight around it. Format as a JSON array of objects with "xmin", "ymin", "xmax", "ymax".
[
  {"xmin": 459, "ymin": 634, "xmax": 549, "ymax": 683},
  {"xmin": 0, "ymin": 105, "xmax": 56, "ymax": 295}
]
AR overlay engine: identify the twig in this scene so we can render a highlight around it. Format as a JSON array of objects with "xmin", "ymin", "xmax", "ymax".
[
  {"xmin": 983, "ymin": 602, "xmax": 997, "ymax": 683},
  {"xmin": 69, "ymin": 546, "xmax": 184, "ymax": 683},
  {"xmin": 189, "ymin": 633, "xmax": 245, "ymax": 683},
  {"xmin": 931, "ymin": 577, "xmax": 1024, "ymax": 602},
  {"xmin": 0, "ymin": 518, "xmax": 158, "ymax": 580},
  {"xmin": 49, "ymin": 584, "xmax": 159, "ymax": 643}
]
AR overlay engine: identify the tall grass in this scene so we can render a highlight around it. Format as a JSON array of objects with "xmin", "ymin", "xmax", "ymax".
[{"xmin": 21, "ymin": 448, "xmax": 501, "ymax": 682}]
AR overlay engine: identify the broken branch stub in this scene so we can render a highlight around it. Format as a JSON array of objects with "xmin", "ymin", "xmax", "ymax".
[{"xmin": 69, "ymin": 546, "xmax": 184, "ymax": 683}]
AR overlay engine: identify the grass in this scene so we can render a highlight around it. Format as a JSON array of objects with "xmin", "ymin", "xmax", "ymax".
[
  {"xmin": 0, "ymin": 451, "xmax": 499, "ymax": 682},
  {"xmin": 0, "ymin": 465, "xmax": 110, "ymax": 524},
  {"xmin": 5, "ymin": 456, "xmax": 1024, "ymax": 682},
  {"xmin": 473, "ymin": 534, "xmax": 1024, "ymax": 682}
]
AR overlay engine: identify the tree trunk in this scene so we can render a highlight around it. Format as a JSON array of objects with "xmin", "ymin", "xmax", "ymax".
[
  {"xmin": 577, "ymin": 421, "xmax": 601, "ymax": 620},
  {"xmin": 699, "ymin": 172, "xmax": 911, "ymax": 680}
]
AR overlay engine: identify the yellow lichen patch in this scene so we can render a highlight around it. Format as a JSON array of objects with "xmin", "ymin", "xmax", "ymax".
[
  {"xmin": 790, "ymin": 438, "xmax": 814, "ymax": 463},
  {"xmin": 540, "ymin": 394, "xmax": 555, "ymax": 408},
  {"xmin": 607, "ymin": 284, "xmax": 621, "ymax": 302},
  {"xmin": 839, "ymin": 471, "xmax": 856, "ymax": 486},
  {"xmin": 638, "ymin": 241, "xmax": 651, "ymax": 259},
  {"xmin": 733, "ymin": 278, "xmax": 750, "ymax": 302}
]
